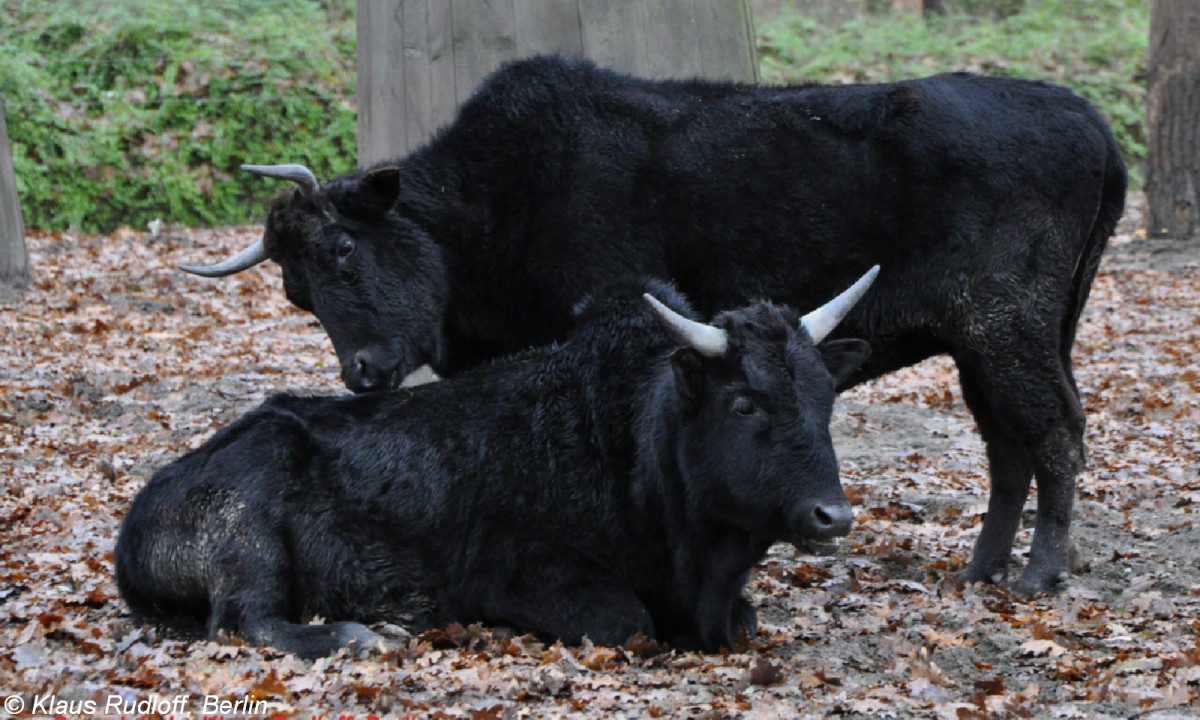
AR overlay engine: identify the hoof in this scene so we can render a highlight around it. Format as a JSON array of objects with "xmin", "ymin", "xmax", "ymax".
[
  {"xmin": 330, "ymin": 622, "xmax": 401, "ymax": 656},
  {"xmin": 959, "ymin": 562, "xmax": 1007, "ymax": 586},
  {"xmin": 1011, "ymin": 567, "xmax": 1069, "ymax": 598},
  {"xmin": 377, "ymin": 623, "xmax": 413, "ymax": 640}
]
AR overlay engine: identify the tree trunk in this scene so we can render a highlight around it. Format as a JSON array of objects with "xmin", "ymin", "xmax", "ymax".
[
  {"xmin": 356, "ymin": 0, "xmax": 759, "ymax": 165},
  {"xmin": 0, "ymin": 97, "xmax": 30, "ymax": 297},
  {"xmin": 1146, "ymin": 0, "xmax": 1200, "ymax": 239}
]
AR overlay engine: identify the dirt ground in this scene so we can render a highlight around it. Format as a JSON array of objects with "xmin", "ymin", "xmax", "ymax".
[{"xmin": 1, "ymin": 193, "xmax": 1198, "ymax": 718}]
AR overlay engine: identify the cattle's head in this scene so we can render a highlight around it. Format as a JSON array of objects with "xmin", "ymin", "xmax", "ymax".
[
  {"xmin": 644, "ymin": 267, "xmax": 877, "ymax": 552},
  {"xmin": 180, "ymin": 164, "xmax": 447, "ymax": 393}
]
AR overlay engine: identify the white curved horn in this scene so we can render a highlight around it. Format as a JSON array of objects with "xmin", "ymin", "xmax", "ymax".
[
  {"xmin": 800, "ymin": 265, "xmax": 880, "ymax": 344},
  {"xmin": 178, "ymin": 239, "xmax": 268, "ymax": 278},
  {"xmin": 643, "ymin": 293, "xmax": 728, "ymax": 358},
  {"xmin": 241, "ymin": 163, "xmax": 320, "ymax": 199}
]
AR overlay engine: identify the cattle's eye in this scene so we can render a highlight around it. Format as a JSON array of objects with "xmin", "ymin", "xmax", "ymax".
[
  {"xmin": 336, "ymin": 237, "xmax": 355, "ymax": 261},
  {"xmin": 731, "ymin": 396, "xmax": 758, "ymax": 417}
]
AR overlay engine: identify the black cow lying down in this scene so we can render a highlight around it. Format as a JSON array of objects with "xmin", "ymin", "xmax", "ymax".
[
  {"xmin": 115, "ymin": 271, "xmax": 876, "ymax": 658},
  {"xmin": 182, "ymin": 56, "xmax": 1127, "ymax": 594}
]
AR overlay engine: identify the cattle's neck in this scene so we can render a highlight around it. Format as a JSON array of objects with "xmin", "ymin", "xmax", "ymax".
[
  {"xmin": 630, "ymin": 379, "xmax": 774, "ymax": 619},
  {"xmin": 392, "ymin": 148, "xmax": 539, "ymax": 372}
]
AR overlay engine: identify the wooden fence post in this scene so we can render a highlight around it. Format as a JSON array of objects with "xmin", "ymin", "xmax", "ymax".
[
  {"xmin": 356, "ymin": 0, "xmax": 759, "ymax": 167},
  {"xmin": 0, "ymin": 97, "xmax": 30, "ymax": 297}
]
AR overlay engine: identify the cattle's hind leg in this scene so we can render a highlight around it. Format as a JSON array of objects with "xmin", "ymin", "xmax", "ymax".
[
  {"xmin": 205, "ymin": 531, "xmax": 393, "ymax": 659},
  {"xmin": 956, "ymin": 355, "xmax": 1085, "ymax": 595},
  {"xmin": 241, "ymin": 617, "xmax": 391, "ymax": 659},
  {"xmin": 1018, "ymin": 422, "xmax": 1085, "ymax": 594},
  {"xmin": 956, "ymin": 412, "xmax": 1033, "ymax": 585}
]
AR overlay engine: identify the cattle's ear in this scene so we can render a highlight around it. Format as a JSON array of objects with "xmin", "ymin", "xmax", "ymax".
[
  {"xmin": 357, "ymin": 165, "xmax": 401, "ymax": 210},
  {"xmin": 669, "ymin": 347, "xmax": 706, "ymax": 408},
  {"xmin": 818, "ymin": 339, "xmax": 871, "ymax": 388}
]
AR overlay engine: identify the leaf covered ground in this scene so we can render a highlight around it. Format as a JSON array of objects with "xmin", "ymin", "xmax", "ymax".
[{"xmin": 2, "ymin": 196, "xmax": 1198, "ymax": 718}]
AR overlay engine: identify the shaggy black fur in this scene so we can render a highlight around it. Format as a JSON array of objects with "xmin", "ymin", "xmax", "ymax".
[
  {"xmin": 116, "ymin": 281, "xmax": 871, "ymax": 657},
  {"xmin": 235, "ymin": 56, "xmax": 1126, "ymax": 594}
]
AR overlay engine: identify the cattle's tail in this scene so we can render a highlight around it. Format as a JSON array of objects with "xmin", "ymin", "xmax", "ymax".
[{"xmin": 1062, "ymin": 125, "xmax": 1128, "ymax": 362}]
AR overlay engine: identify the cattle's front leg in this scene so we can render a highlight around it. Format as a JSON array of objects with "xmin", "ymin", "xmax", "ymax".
[
  {"xmin": 732, "ymin": 595, "xmax": 758, "ymax": 639},
  {"xmin": 676, "ymin": 590, "xmax": 753, "ymax": 652},
  {"xmin": 486, "ymin": 575, "xmax": 654, "ymax": 647}
]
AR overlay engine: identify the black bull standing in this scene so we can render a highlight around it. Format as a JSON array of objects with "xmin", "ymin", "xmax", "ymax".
[
  {"xmin": 116, "ymin": 273, "xmax": 876, "ymax": 657},
  {"xmin": 181, "ymin": 57, "xmax": 1128, "ymax": 593}
]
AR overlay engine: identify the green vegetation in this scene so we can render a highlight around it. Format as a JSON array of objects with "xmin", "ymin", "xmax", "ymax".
[
  {"xmin": 758, "ymin": 0, "xmax": 1149, "ymax": 185},
  {"xmin": 0, "ymin": 0, "xmax": 356, "ymax": 232},
  {"xmin": 1, "ymin": 0, "xmax": 1148, "ymax": 232}
]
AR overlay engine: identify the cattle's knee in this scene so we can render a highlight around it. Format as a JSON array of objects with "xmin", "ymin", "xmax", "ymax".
[{"xmin": 1034, "ymin": 425, "xmax": 1086, "ymax": 484}]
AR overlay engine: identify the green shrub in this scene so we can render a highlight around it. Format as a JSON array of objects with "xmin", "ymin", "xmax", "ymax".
[
  {"xmin": 757, "ymin": 0, "xmax": 1148, "ymax": 185},
  {"xmin": 0, "ymin": 0, "xmax": 356, "ymax": 233},
  {"xmin": 1, "ymin": 0, "xmax": 1149, "ymax": 232}
]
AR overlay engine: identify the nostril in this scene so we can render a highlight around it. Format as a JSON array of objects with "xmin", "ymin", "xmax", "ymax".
[
  {"xmin": 354, "ymin": 354, "xmax": 378, "ymax": 391},
  {"xmin": 340, "ymin": 350, "xmax": 377, "ymax": 393},
  {"xmin": 802, "ymin": 501, "xmax": 853, "ymax": 539},
  {"xmin": 342, "ymin": 347, "xmax": 401, "ymax": 393}
]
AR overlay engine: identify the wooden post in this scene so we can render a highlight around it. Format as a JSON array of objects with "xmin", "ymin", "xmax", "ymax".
[
  {"xmin": 356, "ymin": 0, "xmax": 759, "ymax": 167},
  {"xmin": 0, "ymin": 97, "xmax": 30, "ymax": 297}
]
